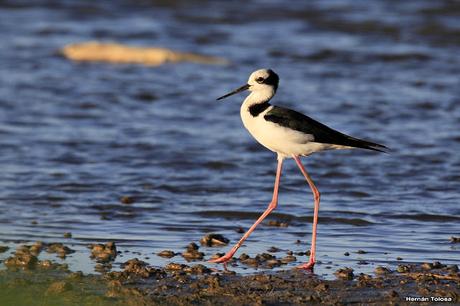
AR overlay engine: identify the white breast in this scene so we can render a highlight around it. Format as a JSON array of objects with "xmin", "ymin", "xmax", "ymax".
[{"xmin": 240, "ymin": 101, "xmax": 335, "ymax": 158}]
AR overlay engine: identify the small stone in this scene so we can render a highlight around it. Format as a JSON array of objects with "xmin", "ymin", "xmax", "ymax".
[
  {"xmin": 39, "ymin": 260, "xmax": 53, "ymax": 269},
  {"xmin": 375, "ymin": 266, "xmax": 391, "ymax": 274},
  {"xmin": 396, "ymin": 265, "xmax": 410, "ymax": 273},
  {"xmin": 157, "ymin": 250, "xmax": 176, "ymax": 258},
  {"xmin": 210, "ymin": 253, "xmax": 225, "ymax": 260},
  {"xmin": 239, "ymin": 253, "xmax": 250, "ymax": 261},
  {"xmin": 63, "ymin": 232, "xmax": 72, "ymax": 238},
  {"xmin": 266, "ymin": 259, "xmax": 282, "ymax": 268},
  {"xmin": 280, "ymin": 255, "xmax": 297, "ymax": 264},
  {"xmin": 255, "ymin": 253, "xmax": 275, "ymax": 262},
  {"xmin": 186, "ymin": 242, "xmax": 199, "ymax": 251},
  {"xmin": 356, "ymin": 250, "xmax": 367, "ymax": 254},
  {"xmin": 421, "ymin": 262, "xmax": 434, "ymax": 270},
  {"xmin": 4, "ymin": 253, "xmax": 38, "ymax": 269},
  {"xmin": 0, "ymin": 246, "xmax": 9, "ymax": 253},
  {"xmin": 396, "ymin": 257, "xmax": 403, "ymax": 260},
  {"xmin": 182, "ymin": 250, "xmax": 204, "ymax": 261},
  {"xmin": 335, "ymin": 268, "xmax": 354, "ymax": 280},
  {"xmin": 120, "ymin": 196, "xmax": 135, "ymax": 204},
  {"xmin": 241, "ymin": 258, "xmax": 259, "ymax": 267},
  {"xmin": 267, "ymin": 246, "xmax": 281, "ymax": 253},
  {"xmin": 190, "ymin": 264, "xmax": 211, "ymax": 275},
  {"xmin": 344, "ymin": 252, "xmax": 350, "ymax": 256},
  {"xmin": 89, "ymin": 242, "xmax": 117, "ymax": 263},
  {"xmin": 267, "ymin": 220, "xmax": 289, "ymax": 227},
  {"xmin": 200, "ymin": 234, "xmax": 229, "ymax": 247},
  {"xmin": 122, "ymin": 258, "xmax": 151, "ymax": 277},
  {"xmin": 450, "ymin": 236, "xmax": 460, "ymax": 243},
  {"xmin": 431, "ymin": 261, "xmax": 445, "ymax": 269},
  {"xmin": 165, "ymin": 262, "xmax": 187, "ymax": 271},
  {"xmin": 47, "ymin": 243, "xmax": 75, "ymax": 258}
]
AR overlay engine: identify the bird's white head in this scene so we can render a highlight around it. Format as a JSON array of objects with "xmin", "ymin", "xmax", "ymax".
[{"xmin": 217, "ymin": 68, "xmax": 279, "ymax": 102}]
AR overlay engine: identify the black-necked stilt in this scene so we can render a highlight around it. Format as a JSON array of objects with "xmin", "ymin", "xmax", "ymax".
[{"xmin": 209, "ymin": 69, "xmax": 387, "ymax": 270}]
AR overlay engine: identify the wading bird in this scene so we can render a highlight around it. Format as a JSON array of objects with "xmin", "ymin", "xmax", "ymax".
[{"xmin": 209, "ymin": 69, "xmax": 387, "ymax": 270}]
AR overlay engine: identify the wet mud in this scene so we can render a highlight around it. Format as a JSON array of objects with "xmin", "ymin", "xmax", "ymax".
[{"xmin": 1, "ymin": 241, "xmax": 459, "ymax": 305}]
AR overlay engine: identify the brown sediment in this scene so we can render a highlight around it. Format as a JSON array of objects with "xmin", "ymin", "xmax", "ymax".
[
  {"xmin": 1, "ymin": 241, "xmax": 459, "ymax": 305},
  {"xmin": 61, "ymin": 42, "xmax": 228, "ymax": 66},
  {"xmin": 89, "ymin": 242, "xmax": 117, "ymax": 263},
  {"xmin": 157, "ymin": 250, "xmax": 176, "ymax": 258},
  {"xmin": 2, "ymin": 259, "xmax": 458, "ymax": 306}
]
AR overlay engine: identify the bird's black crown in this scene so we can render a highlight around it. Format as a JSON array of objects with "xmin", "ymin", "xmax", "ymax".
[{"xmin": 258, "ymin": 69, "xmax": 279, "ymax": 91}]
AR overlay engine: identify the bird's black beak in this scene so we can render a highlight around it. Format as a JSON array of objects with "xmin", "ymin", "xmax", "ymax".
[{"xmin": 216, "ymin": 84, "xmax": 250, "ymax": 100}]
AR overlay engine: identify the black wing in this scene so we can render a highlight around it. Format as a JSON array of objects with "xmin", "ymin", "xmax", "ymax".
[{"xmin": 264, "ymin": 106, "xmax": 388, "ymax": 152}]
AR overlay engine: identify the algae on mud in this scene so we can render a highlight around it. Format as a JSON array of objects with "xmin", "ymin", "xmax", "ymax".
[{"xmin": 1, "ymin": 240, "xmax": 458, "ymax": 306}]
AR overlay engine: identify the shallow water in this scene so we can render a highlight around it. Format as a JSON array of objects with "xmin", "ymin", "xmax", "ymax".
[{"xmin": 0, "ymin": 0, "xmax": 459, "ymax": 278}]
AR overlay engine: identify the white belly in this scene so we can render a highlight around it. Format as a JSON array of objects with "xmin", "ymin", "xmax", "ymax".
[{"xmin": 240, "ymin": 105, "xmax": 338, "ymax": 158}]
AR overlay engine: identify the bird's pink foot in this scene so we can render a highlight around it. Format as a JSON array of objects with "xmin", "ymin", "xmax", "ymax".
[
  {"xmin": 296, "ymin": 261, "xmax": 315, "ymax": 270},
  {"xmin": 208, "ymin": 254, "xmax": 234, "ymax": 264}
]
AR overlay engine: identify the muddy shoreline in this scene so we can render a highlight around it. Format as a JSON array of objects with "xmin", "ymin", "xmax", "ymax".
[{"xmin": 1, "ymin": 241, "xmax": 458, "ymax": 305}]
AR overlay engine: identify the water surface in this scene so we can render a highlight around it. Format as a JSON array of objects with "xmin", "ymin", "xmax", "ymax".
[{"xmin": 0, "ymin": 0, "xmax": 459, "ymax": 278}]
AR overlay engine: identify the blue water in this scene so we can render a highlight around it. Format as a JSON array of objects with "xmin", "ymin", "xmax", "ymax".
[{"xmin": 0, "ymin": 0, "xmax": 459, "ymax": 278}]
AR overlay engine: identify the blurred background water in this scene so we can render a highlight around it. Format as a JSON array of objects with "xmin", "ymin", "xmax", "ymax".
[{"xmin": 0, "ymin": 0, "xmax": 459, "ymax": 278}]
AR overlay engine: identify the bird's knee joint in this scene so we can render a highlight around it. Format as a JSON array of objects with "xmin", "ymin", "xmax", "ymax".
[{"xmin": 314, "ymin": 193, "xmax": 321, "ymax": 202}]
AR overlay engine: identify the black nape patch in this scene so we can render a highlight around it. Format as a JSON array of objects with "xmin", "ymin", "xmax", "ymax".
[
  {"xmin": 263, "ymin": 70, "xmax": 279, "ymax": 91},
  {"xmin": 249, "ymin": 102, "xmax": 270, "ymax": 117}
]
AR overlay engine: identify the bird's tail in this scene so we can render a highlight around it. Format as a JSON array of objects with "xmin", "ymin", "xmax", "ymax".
[{"xmin": 345, "ymin": 136, "xmax": 389, "ymax": 153}]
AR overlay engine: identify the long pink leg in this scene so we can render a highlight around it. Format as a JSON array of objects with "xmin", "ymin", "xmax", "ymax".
[
  {"xmin": 209, "ymin": 157, "xmax": 284, "ymax": 263},
  {"xmin": 293, "ymin": 156, "xmax": 320, "ymax": 270}
]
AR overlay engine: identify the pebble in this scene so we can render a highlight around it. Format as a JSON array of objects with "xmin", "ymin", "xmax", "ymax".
[
  {"xmin": 122, "ymin": 258, "xmax": 151, "ymax": 277},
  {"xmin": 239, "ymin": 253, "xmax": 250, "ymax": 261},
  {"xmin": 210, "ymin": 253, "xmax": 225, "ymax": 260},
  {"xmin": 4, "ymin": 252, "xmax": 38, "ymax": 269},
  {"xmin": 165, "ymin": 262, "xmax": 187, "ymax": 271},
  {"xmin": 47, "ymin": 243, "xmax": 75, "ymax": 258},
  {"xmin": 356, "ymin": 250, "xmax": 367, "ymax": 254},
  {"xmin": 267, "ymin": 246, "xmax": 281, "ymax": 253},
  {"xmin": 0, "ymin": 246, "xmax": 9, "ymax": 253},
  {"xmin": 335, "ymin": 268, "xmax": 354, "ymax": 280},
  {"xmin": 157, "ymin": 250, "xmax": 176, "ymax": 258},
  {"xmin": 450, "ymin": 236, "xmax": 460, "ymax": 243},
  {"xmin": 267, "ymin": 220, "xmax": 289, "ymax": 227},
  {"xmin": 89, "ymin": 242, "xmax": 117, "ymax": 263},
  {"xmin": 186, "ymin": 242, "xmax": 199, "ymax": 251},
  {"xmin": 344, "ymin": 252, "xmax": 350, "ymax": 256},
  {"xmin": 63, "ymin": 232, "xmax": 72, "ymax": 238},
  {"xmin": 120, "ymin": 196, "xmax": 135, "ymax": 204},
  {"xmin": 182, "ymin": 250, "xmax": 204, "ymax": 260},
  {"xmin": 375, "ymin": 266, "xmax": 391, "ymax": 274},
  {"xmin": 280, "ymin": 255, "xmax": 297, "ymax": 264},
  {"xmin": 200, "ymin": 234, "xmax": 229, "ymax": 247},
  {"xmin": 396, "ymin": 265, "xmax": 410, "ymax": 273}
]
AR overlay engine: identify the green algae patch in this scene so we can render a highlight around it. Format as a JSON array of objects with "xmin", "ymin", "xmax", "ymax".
[{"xmin": 0, "ymin": 269, "xmax": 117, "ymax": 306}]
